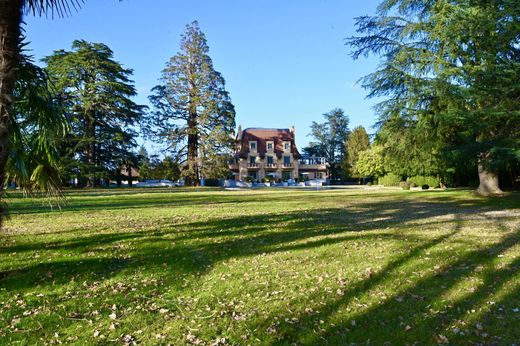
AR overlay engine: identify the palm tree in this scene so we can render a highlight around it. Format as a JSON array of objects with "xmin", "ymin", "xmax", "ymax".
[
  {"xmin": 8, "ymin": 52, "xmax": 67, "ymax": 198},
  {"xmin": 0, "ymin": 0, "xmax": 82, "ymax": 221}
]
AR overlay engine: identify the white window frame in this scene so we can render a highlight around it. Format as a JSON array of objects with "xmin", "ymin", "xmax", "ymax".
[
  {"xmin": 283, "ymin": 141, "xmax": 290, "ymax": 151},
  {"xmin": 266, "ymin": 141, "xmax": 274, "ymax": 151},
  {"xmin": 249, "ymin": 141, "xmax": 257, "ymax": 152}
]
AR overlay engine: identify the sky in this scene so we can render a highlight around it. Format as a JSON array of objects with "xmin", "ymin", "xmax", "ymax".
[{"xmin": 24, "ymin": 0, "xmax": 383, "ymax": 153}]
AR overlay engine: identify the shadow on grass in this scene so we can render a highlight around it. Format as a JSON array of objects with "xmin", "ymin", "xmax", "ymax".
[
  {"xmin": 1, "ymin": 191, "xmax": 519, "ymax": 343},
  {"xmin": 270, "ymin": 221, "xmax": 520, "ymax": 345}
]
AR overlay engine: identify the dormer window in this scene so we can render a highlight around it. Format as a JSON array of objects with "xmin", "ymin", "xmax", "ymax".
[
  {"xmin": 249, "ymin": 141, "xmax": 257, "ymax": 151},
  {"xmin": 284, "ymin": 142, "xmax": 290, "ymax": 151},
  {"xmin": 266, "ymin": 141, "xmax": 274, "ymax": 151}
]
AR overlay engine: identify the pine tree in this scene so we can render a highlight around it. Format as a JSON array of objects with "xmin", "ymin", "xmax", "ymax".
[
  {"xmin": 44, "ymin": 40, "xmax": 144, "ymax": 187},
  {"xmin": 147, "ymin": 21, "xmax": 236, "ymax": 186}
]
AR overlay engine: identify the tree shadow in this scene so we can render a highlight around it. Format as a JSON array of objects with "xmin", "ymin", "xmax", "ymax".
[
  {"xmin": 266, "ymin": 220, "xmax": 520, "ymax": 345},
  {"xmin": 1, "ymin": 191, "xmax": 519, "ymax": 344}
]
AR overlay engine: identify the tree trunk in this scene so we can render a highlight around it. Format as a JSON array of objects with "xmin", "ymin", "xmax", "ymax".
[
  {"xmin": 115, "ymin": 167, "xmax": 122, "ymax": 187},
  {"xmin": 84, "ymin": 111, "xmax": 99, "ymax": 187},
  {"xmin": 0, "ymin": 0, "xmax": 22, "ymax": 224},
  {"xmin": 127, "ymin": 165, "xmax": 133, "ymax": 187},
  {"xmin": 186, "ymin": 114, "xmax": 199, "ymax": 187},
  {"xmin": 477, "ymin": 164, "xmax": 502, "ymax": 195}
]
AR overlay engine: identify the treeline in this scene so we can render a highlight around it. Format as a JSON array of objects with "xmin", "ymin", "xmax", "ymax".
[
  {"xmin": 348, "ymin": 0, "xmax": 520, "ymax": 193},
  {"xmin": 9, "ymin": 21, "xmax": 234, "ymax": 190}
]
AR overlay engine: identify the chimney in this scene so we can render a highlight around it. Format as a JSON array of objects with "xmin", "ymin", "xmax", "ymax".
[{"xmin": 290, "ymin": 126, "xmax": 295, "ymax": 134}]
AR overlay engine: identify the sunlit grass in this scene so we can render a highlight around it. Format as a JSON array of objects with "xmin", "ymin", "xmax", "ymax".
[{"xmin": 1, "ymin": 187, "xmax": 519, "ymax": 344}]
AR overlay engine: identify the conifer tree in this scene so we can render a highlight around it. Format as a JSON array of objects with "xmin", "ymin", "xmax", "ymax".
[
  {"xmin": 44, "ymin": 40, "xmax": 144, "ymax": 187},
  {"xmin": 147, "ymin": 21, "xmax": 236, "ymax": 186}
]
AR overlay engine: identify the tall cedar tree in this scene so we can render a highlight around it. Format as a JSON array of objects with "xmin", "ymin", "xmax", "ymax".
[
  {"xmin": 0, "ymin": 0, "xmax": 82, "ymax": 223},
  {"xmin": 348, "ymin": 0, "xmax": 520, "ymax": 194},
  {"xmin": 44, "ymin": 40, "xmax": 144, "ymax": 187},
  {"xmin": 305, "ymin": 108, "xmax": 350, "ymax": 182},
  {"xmin": 343, "ymin": 125, "xmax": 370, "ymax": 179},
  {"xmin": 147, "ymin": 21, "xmax": 236, "ymax": 186}
]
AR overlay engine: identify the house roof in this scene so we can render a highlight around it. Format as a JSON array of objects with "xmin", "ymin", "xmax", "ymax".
[{"xmin": 236, "ymin": 127, "xmax": 301, "ymax": 159}]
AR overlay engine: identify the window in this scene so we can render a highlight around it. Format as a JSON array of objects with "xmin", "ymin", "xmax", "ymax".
[
  {"xmin": 267, "ymin": 156, "xmax": 274, "ymax": 165},
  {"xmin": 267, "ymin": 141, "xmax": 274, "ymax": 151},
  {"xmin": 248, "ymin": 171, "xmax": 257, "ymax": 180},
  {"xmin": 284, "ymin": 142, "xmax": 290, "ymax": 150},
  {"xmin": 249, "ymin": 156, "xmax": 256, "ymax": 165},
  {"xmin": 249, "ymin": 141, "xmax": 257, "ymax": 151},
  {"xmin": 282, "ymin": 171, "xmax": 292, "ymax": 181},
  {"xmin": 283, "ymin": 156, "xmax": 291, "ymax": 166}
]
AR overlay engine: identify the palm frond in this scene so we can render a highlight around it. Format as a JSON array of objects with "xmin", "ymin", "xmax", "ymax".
[{"xmin": 23, "ymin": 0, "xmax": 84, "ymax": 18}]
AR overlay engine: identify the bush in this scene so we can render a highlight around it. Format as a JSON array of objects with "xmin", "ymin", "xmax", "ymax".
[
  {"xmin": 204, "ymin": 178, "xmax": 220, "ymax": 187},
  {"xmin": 379, "ymin": 173, "xmax": 402, "ymax": 186},
  {"xmin": 399, "ymin": 181, "xmax": 411, "ymax": 190},
  {"xmin": 407, "ymin": 176, "xmax": 439, "ymax": 188},
  {"xmin": 244, "ymin": 176, "xmax": 254, "ymax": 183},
  {"xmin": 422, "ymin": 184, "xmax": 430, "ymax": 190},
  {"xmin": 367, "ymin": 182, "xmax": 372, "ymax": 186}
]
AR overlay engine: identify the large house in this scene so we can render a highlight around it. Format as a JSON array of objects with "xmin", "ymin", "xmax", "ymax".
[{"xmin": 229, "ymin": 126, "xmax": 328, "ymax": 182}]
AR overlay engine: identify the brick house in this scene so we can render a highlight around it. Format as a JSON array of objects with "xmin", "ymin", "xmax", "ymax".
[{"xmin": 229, "ymin": 126, "xmax": 328, "ymax": 182}]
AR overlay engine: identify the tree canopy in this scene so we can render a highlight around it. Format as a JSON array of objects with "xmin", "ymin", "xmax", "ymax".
[
  {"xmin": 343, "ymin": 125, "xmax": 370, "ymax": 178},
  {"xmin": 44, "ymin": 40, "xmax": 144, "ymax": 187},
  {"xmin": 349, "ymin": 0, "xmax": 520, "ymax": 194},
  {"xmin": 305, "ymin": 108, "xmax": 350, "ymax": 182}
]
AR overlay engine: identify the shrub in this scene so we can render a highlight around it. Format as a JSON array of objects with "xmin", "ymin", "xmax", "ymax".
[
  {"xmin": 244, "ymin": 176, "xmax": 254, "ymax": 183},
  {"xmin": 422, "ymin": 184, "xmax": 430, "ymax": 190},
  {"xmin": 399, "ymin": 181, "xmax": 411, "ymax": 190},
  {"xmin": 379, "ymin": 173, "xmax": 402, "ymax": 186},
  {"xmin": 407, "ymin": 176, "xmax": 439, "ymax": 188},
  {"xmin": 367, "ymin": 182, "xmax": 372, "ymax": 186}
]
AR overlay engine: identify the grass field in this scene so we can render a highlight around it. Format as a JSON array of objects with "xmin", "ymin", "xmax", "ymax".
[{"xmin": 1, "ymin": 187, "xmax": 520, "ymax": 345}]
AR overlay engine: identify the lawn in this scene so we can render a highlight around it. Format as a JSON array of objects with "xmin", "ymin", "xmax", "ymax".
[{"xmin": 1, "ymin": 187, "xmax": 519, "ymax": 345}]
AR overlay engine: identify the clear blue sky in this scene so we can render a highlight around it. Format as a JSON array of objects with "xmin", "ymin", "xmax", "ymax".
[{"xmin": 24, "ymin": 0, "xmax": 382, "ymax": 152}]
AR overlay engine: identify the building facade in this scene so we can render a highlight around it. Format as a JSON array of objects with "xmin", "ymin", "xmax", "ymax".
[{"xmin": 229, "ymin": 126, "xmax": 328, "ymax": 181}]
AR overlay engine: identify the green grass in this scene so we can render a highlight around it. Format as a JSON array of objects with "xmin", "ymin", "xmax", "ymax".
[{"xmin": 1, "ymin": 187, "xmax": 519, "ymax": 345}]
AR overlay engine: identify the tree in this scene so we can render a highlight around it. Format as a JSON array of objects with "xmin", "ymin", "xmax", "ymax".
[
  {"xmin": 137, "ymin": 146, "xmax": 152, "ymax": 181},
  {"xmin": 147, "ymin": 21, "xmax": 236, "ymax": 186},
  {"xmin": 356, "ymin": 145, "xmax": 385, "ymax": 179},
  {"xmin": 44, "ymin": 40, "xmax": 144, "ymax": 187},
  {"xmin": 201, "ymin": 153, "xmax": 232, "ymax": 179},
  {"xmin": 0, "ymin": 0, "xmax": 83, "ymax": 222},
  {"xmin": 348, "ymin": 0, "xmax": 520, "ymax": 194},
  {"xmin": 153, "ymin": 156, "xmax": 180, "ymax": 182},
  {"xmin": 305, "ymin": 108, "xmax": 350, "ymax": 182},
  {"xmin": 343, "ymin": 125, "xmax": 369, "ymax": 179},
  {"xmin": 7, "ymin": 51, "xmax": 67, "ymax": 197}
]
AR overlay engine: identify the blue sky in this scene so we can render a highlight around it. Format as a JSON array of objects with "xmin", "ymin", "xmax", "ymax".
[{"xmin": 24, "ymin": 0, "xmax": 382, "ymax": 152}]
